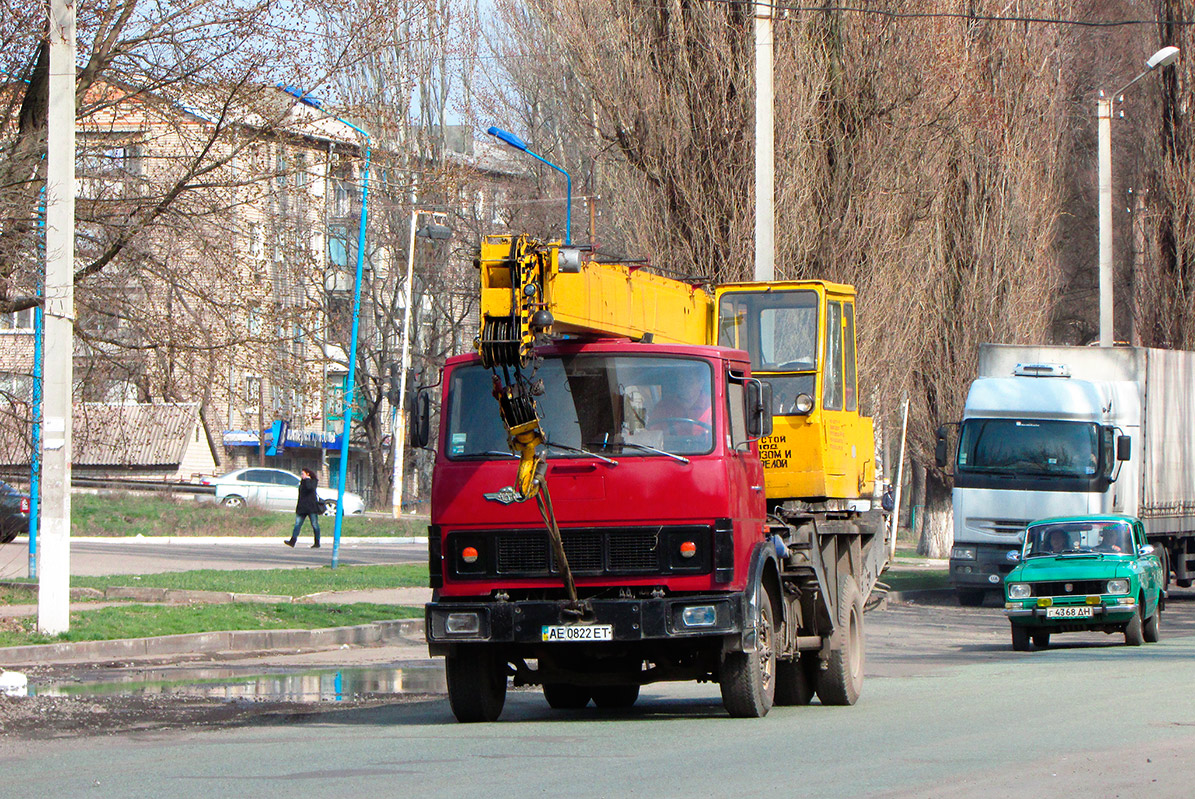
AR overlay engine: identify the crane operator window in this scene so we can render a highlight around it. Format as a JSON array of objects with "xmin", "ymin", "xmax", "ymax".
[{"xmin": 718, "ymin": 289, "xmax": 818, "ymax": 415}]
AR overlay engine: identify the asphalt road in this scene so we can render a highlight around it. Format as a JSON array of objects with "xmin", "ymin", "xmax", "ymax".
[
  {"xmin": 0, "ymin": 537, "xmax": 428, "ymax": 578},
  {"xmin": 6, "ymin": 591, "xmax": 1195, "ymax": 798}
]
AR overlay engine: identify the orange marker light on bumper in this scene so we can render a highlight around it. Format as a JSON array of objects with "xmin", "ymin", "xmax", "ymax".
[
  {"xmin": 680, "ymin": 541, "xmax": 697, "ymax": 559},
  {"xmin": 462, "ymin": 546, "xmax": 479, "ymax": 564}
]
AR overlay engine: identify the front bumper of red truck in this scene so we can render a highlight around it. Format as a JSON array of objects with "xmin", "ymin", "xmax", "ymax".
[{"xmin": 425, "ymin": 594, "xmax": 746, "ymax": 656}]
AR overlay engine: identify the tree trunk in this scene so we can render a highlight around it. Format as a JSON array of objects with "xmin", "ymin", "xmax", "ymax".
[{"xmin": 918, "ymin": 473, "xmax": 953, "ymax": 558}]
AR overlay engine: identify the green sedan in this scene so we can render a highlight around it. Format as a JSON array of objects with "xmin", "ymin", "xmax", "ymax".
[{"xmin": 1004, "ymin": 515, "xmax": 1164, "ymax": 650}]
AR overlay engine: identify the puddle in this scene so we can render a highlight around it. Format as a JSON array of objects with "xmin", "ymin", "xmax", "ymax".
[{"xmin": 32, "ymin": 664, "xmax": 446, "ymax": 702}]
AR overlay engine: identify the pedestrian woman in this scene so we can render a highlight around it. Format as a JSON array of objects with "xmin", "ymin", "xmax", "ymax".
[{"xmin": 285, "ymin": 468, "xmax": 322, "ymax": 548}]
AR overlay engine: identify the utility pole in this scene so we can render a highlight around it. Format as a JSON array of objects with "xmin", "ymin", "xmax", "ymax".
[
  {"xmin": 753, "ymin": 1, "xmax": 775, "ymax": 282},
  {"xmin": 41, "ymin": 0, "xmax": 76, "ymax": 634}
]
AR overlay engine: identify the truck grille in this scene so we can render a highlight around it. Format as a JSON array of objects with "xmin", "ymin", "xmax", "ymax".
[{"xmin": 454, "ymin": 525, "xmax": 707, "ymax": 578}]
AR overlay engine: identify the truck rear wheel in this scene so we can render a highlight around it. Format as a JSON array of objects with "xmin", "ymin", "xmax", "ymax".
[
  {"xmin": 720, "ymin": 582, "xmax": 776, "ymax": 718},
  {"xmin": 591, "ymin": 685, "xmax": 640, "ymax": 708},
  {"xmin": 446, "ymin": 646, "xmax": 507, "ymax": 723},
  {"xmin": 816, "ymin": 576, "xmax": 865, "ymax": 706},
  {"xmin": 774, "ymin": 656, "xmax": 817, "ymax": 706},
  {"xmin": 542, "ymin": 683, "xmax": 591, "ymax": 709}
]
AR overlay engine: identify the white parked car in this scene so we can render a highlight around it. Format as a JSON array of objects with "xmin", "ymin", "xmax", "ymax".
[{"xmin": 201, "ymin": 468, "xmax": 366, "ymax": 515}]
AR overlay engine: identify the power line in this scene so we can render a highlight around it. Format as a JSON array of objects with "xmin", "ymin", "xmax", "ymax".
[{"xmin": 696, "ymin": 0, "xmax": 1193, "ymax": 29}]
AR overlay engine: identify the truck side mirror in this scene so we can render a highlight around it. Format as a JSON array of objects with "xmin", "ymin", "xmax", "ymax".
[
  {"xmin": 746, "ymin": 380, "xmax": 773, "ymax": 439},
  {"xmin": 409, "ymin": 390, "xmax": 432, "ymax": 449},
  {"xmin": 1116, "ymin": 435, "xmax": 1131, "ymax": 462},
  {"xmin": 934, "ymin": 426, "xmax": 949, "ymax": 469}
]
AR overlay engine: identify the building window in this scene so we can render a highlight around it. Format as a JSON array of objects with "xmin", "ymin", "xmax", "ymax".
[
  {"xmin": 0, "ymin": 308, "xmax": 34, "ymax": 332},
  {"xmin": 328, "ymin": 225, "xmax": 349, "ymax": 268}
]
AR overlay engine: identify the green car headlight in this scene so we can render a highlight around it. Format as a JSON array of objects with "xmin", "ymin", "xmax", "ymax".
[
  {"xmin": 1008, "ymin": 583, "xmax": 1031, "ymax": 600},
  {"xmin": 1106, "ymin": 579, "xmax": 1130, "ymax": 596}
]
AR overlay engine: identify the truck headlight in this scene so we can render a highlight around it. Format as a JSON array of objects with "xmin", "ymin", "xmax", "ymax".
[
  {"xmin": 1106, "ymin": 579, "xmax": 1130, "ymax": 596},
  {"xmin": 1007, "ymin": 583, "xmax": 1031, "ymax": 600},
  {"xmin": 952, "ymin": 546, "xmax": 977, "ymax": 561}
]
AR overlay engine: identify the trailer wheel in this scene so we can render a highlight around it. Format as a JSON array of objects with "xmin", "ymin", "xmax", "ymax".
[
  {"xmin": 1030, "ymin": 631, "xmax": 1050, "ymax": 648},
  {"xmin": 816, "ymin": 576, "xmax": 865, "ymax": 706},
  {"xmin": 542, "ymin": 683, "xmax": 591, "ymax": 709},
  {"xmin": 720, "ymin": 581, "xmax": 776, "ymax": 718},
  {"xmin": 1144, "ymin": 604, "xmax": 1161, "ymax": 643},
  {"xmin": 774, "ymin": 655, "xmax": 817, "ymax": 706},
  {"xmin": 1011, "ymin": 624, "xmax": 1032, "ymax": 651},
  {"xmin": 1124, "ymin": 602, "xmax": 1145, "ymax": 646},
  {"xmin": 591, "ymin": 685, "xmax": 640, "ymax": 709},
  {"xmin": 446, "ymin": 646, "xmax": 507, "ymax": 722}
]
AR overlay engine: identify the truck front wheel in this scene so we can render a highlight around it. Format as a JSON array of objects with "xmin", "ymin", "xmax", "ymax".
[
  {"xmin": 720, "ymin": 582, "xmax": 776, "ymax": 718},
  {"xmin": 446, "ymin": 646, "xmax": 507, "ymax": 723},
  {"xmin": 816, "ymin": 576, "xmax": 865, "ymax": 706}
]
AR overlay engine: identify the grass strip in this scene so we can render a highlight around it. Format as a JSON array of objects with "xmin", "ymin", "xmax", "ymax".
[
  {"xmin": 69, "ymin": 563, "xmax": 429, "ymax": 597},
  {"xmin": 881, "ymin": 569, "xmax": 950, "ymax": 592},
  {"xmin": 70, "ymin": 492, "xmax": 427, "ymax": 538},
  {"xmin": 0, "ymin": 602, "xmax": 422, "ymax": 648}
]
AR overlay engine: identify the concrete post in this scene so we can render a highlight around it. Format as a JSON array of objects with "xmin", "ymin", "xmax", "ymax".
[{"xmin": 40, "ymin": 0, "xmax": 76, "ymax": 634}]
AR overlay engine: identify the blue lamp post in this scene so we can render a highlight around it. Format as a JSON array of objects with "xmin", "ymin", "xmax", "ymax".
[
  {"xmin": 280, "ymin": 85, "xmax": 370, "ymax": 568},
  {"xmin": 487, "ymin": 126, "xmax": 572, "ymax": 245}
]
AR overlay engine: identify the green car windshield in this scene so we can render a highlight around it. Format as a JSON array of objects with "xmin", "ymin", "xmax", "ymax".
[{"xmin": 1025, "ymin": 521, "xmax": 1133, "ymax": 557}]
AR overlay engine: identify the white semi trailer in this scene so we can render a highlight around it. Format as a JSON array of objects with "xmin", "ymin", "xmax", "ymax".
[{"xmin": 938, "ymin": 344, "xmax": 1195, "ymax": 605}]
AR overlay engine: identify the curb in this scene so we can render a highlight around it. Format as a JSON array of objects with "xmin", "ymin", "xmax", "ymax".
[{"xmin": 0, "ymin": 618, "xmax": 426, "ymax": 667}]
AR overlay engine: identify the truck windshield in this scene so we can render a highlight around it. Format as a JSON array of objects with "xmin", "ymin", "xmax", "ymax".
[
  {"xmin": 445, "ymin": 355, "xmax": 715, "ymax": 459},
  {"xmin": 957, "ymin": 419, "xmax": 1101, "ymax": 478}
]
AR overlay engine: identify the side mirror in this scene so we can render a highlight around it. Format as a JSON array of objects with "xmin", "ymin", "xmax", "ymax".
[
  {"xmin": 409, "ymin": 390, "xmax": 432, "ymax": 449},
  {"xmin": 1117, "ymin": 435, "xmax": 1131, "ymax": 462},
  {"xmin": 746, "ymin": 380, "xmax": 773, "ymax": 439},
  {"xmin": 934, "ymin": 425, "xmax": 949, "ymax": 469},
  {"xmin": 1140, "ymin": 543, "xmax": 1155, "ymax": 557}
]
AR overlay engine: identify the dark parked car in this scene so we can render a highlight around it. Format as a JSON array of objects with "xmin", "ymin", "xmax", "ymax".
[{"xmin": 0, "ymin": 480, "xmax": 30, "ymax": 544}]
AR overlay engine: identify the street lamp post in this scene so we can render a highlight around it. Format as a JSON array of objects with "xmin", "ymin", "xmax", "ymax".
[
  {"xmin": 1097, "ymin": 45, "xmax": 1179, "ymax": 347},
  {"xmin": 278, "ymin": 85, "xmax": 370, "ymax": 568},
  {"xmin": 486, "ymin": 127, "xmax": 572, "ymax": 244},
  {"xmin": 391, "ymin": 210, "xmax": 450, "ymax": 519}
]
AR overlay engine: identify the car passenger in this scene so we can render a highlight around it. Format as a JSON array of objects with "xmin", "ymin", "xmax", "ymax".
[{"xmin": 1096, "ymin": 526, "xmax": 1129, "ymax": 553}]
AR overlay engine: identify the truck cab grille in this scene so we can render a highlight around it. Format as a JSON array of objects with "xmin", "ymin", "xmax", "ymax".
[{"xmin": 452, "ymin": 525, "xmax": 710, "ymax": 579}]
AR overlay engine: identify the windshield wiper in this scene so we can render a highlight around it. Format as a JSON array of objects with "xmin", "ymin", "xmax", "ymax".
[
  {"xmin": 612, "ymin": 441, "xmax": 690, "ymax": 464},
  {"xmin": 474, "ymin": 450, "xmax": 518, "ymax": 459},
  {"xmin": 543, "ymin": 441, "xmax": 618, "ymax": 466}
]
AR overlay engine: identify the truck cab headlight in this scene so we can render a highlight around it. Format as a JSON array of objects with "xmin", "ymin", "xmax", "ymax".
[
  {"xmin": 1106, "ymin": 579, "xmax": 1130, "ymax": 596},
  {"xmin": 1007, "ymin": 583, "xmax": 1031, "ymax": 600},
  {"xmin": 952, "ymin": 546, "xmax": 977, "ymax": 561}
]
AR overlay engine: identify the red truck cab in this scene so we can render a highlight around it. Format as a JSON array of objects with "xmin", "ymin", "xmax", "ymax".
[{"xmin": 423, "ymin": 339, "xmax": 781, "ymax": 721}]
